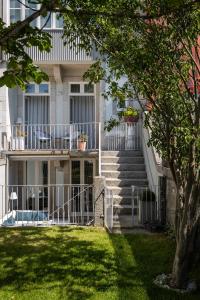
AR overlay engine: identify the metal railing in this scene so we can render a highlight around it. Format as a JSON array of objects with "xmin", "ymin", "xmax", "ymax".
[
  {"xmin": 0, "ymin": 122, "xmax": 100, "ymax": 151},
  {"xmin": 132, "ymin": 186, "xmax": 161, "ymax": 226},
  {"xmin": 104, "ymin": 188, "xmax": 113, "ymax": 232},
  {"xmin": 103, "ymin": 121, "xmax": 141, "ymax": 150},
  {"xmin": 0, "ymin": 184, "xmax": 94, "ymax": 226}
]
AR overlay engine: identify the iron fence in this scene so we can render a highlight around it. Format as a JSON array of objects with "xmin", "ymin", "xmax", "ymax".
[{"xmin": 0, "ymin": 184, "xmax": 94, "ymax": 227}]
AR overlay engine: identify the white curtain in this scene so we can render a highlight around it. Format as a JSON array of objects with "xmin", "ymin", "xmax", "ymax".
[
  {"xmin": 25, "ymin": 96, "xmax": 49, "ymax": 124},
  {"xmin": 70, "ymin": 96, "xmax": 95, "ymax": 123}
]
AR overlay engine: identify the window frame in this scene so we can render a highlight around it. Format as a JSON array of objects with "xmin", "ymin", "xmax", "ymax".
[
  {"xmin": 24, "ymin": 82, "xmax": 50, "ymax": 96},
  {"xmin": 8, "ymin": 1, "xmax": 63, "ymax": 29},
  {"xmin": 69, "ymin": 82, "xmax": 96, "ymax": 96}
]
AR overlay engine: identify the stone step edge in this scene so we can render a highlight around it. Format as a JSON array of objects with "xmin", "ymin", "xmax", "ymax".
[
  {"xmin": 106, "ymin": 178, "xmax": 148, "ymax": 182},
  {"xmin": 113, "ymin": 204, "xmax": 132, "ymax": 209},
  {"xmin": 102, "ymin": 170, "xmax": 146, "ymax": 173}
]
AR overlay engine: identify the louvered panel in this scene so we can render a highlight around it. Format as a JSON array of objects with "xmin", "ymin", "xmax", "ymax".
[{"xmin": 2, "ymin": 30, "xmax": 96, "ymax": 62}]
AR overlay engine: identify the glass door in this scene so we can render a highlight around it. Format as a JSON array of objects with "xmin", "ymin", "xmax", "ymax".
[
  {"xmin": 70, "ymin": 160, "xmax": 94, "ymax": 222},
  {"xmin": 26, "ymin": 161, "xmax": 48, "ymax": 210},
  {"xmin": 84, "ymin": 160, "xmax": 93, "ymax": 214},
  {"xmin": 71, "ymin": 161, "xmax": 81, "ymax": 215}
]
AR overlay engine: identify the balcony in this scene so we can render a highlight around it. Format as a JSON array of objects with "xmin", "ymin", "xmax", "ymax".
[{"xmin": 0, "ymin": 122, "xmax": 100, "ymax": 152}]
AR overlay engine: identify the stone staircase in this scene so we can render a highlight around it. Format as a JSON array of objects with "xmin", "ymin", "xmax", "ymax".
[{"xmin": 101, "ymin": 150, "xmax": 148, "ymax": 230}]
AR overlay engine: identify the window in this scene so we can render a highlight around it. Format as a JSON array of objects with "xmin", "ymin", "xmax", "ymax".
[
  {"xmin": 41, "ymin": 13, "xmax": 52, "ymax": 29},
  {"xmin": 10, "ymin": 0, "xmax": 21, "ymax": 23},
  {"xmin": 25, "ymin": 0, "xmax": 37, "ymax": 27},
  {"xmin": 9, "ymin": 1, "xmax": 63, "ymax": 29},
  {"xmin": 70, "ymin": 83, "xmax": 95, "ymax": 94},
  {"xmin": 25, "ymin": 84, "xmax": 35, "ymax": 94},
  {"xmin": 39, "ymin": 83, "xmax": 49, "ymax": 94},
  {"xmin": 55, "ymin": 14, "xmax": 64, "ymax": 29},
  {"xmin": 84, "ymin": 84, "xmax": 94, "ymax": 93},
  {"xmin": 71, "ymin": 84, "xmax": 80, "ymax": 93},
  {"xmin": 25, "ymin": 83, "xmax": 49, "ymax": 95}
]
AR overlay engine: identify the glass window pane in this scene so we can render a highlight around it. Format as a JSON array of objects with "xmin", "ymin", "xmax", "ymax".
[
  {"xmin": 10, "ymin": 0, "xmax": 20, "ymax": 8},
  {"xmin": 71, "ymin": 84, "xmax": 80, "ymax": 93},
  {"xmin": 84, "ymin": 161, "xmax": 93, "ymax": 212},
  {"xmin": 25, "ymin": 1, "xmax": 37, "ymax": 9},
  {"xmin": 41, "ymin": 13, "xmax": 51, "ymax": 28},
  {"xmin": 84, "ymin": 84, "xmax": 94, "ymax": 93},
  {"xmin": 55, "ymin": 14, "xmax": 63, "ymax": 28},
  {"xmin": 10, "ymin": 9, "xmax": 21, "ymax": 23},
  {"xmin": 71, "ymin": 161, "xmax": 81, "ymax": 213},
  {"xmin": 84, "ymin": 161, "xmax": 93, "ymax": 184},
  {"xmin": 39, "ymin": 84, "xmax": 49, "ymax": 94},
  {"xmin": 25, "ymin": 84, "xmax": 35, "ymax": 94}
]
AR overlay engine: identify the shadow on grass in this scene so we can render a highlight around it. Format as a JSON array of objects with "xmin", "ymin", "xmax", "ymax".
[
  {"xmin": 0, "ymin": 227, "xmax": 117, "ymax": 300},
  {"xmin": 109, "ymin": 232, "xmax": 200, "ymax": 300},
  {"xmin": 0, "ymin": 227, "xmax": 199, "ymax": 300}
]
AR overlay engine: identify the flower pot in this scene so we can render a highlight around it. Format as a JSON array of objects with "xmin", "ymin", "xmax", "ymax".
[
  {"xmin": 78, "ymin": 141, "xmax": 86, "ymax": 151},
  {"xmin": 124, "ymin": 115, "xmax": 139, "ymax": 123}
]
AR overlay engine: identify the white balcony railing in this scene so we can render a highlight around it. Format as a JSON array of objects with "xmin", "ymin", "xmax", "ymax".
[
  {"xmin": 0, "ymin": 122, "xmax": 100, "ymax": 151},
  {"xmin": 103, "ymin": 121, "xmax": 142, "ymax": 151},
  {"xmin": 0, "ymin": 184, "xmax": 94, "ymax": 226}
]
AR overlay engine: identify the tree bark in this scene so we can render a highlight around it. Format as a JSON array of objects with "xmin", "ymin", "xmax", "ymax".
[{"xmin": 171, "ymin": 184, "xmax": 200, "ymax": 289}]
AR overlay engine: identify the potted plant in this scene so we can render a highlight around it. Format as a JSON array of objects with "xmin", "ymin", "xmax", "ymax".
[
  {"xmin": 78, "ymin": 133, "xmax": 88, "ymax": 151},
  {"xmin": 119, "ymin": 106, "xmax": 139, "ymax": 123}
]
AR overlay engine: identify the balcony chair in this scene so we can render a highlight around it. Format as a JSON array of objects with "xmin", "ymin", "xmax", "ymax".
[
  {"xmin": 34, "ymin": 129, "xmax": 52, "ymax": 149},
  {"xmin": 62, "ymin": 130, "xmax": 80, "ymax": 150}
]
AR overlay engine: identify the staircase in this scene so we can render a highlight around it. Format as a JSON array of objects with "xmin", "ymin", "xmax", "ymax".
[{"xmin": 101, "ymin": 150, "xmax": 148, "ymax": 230}]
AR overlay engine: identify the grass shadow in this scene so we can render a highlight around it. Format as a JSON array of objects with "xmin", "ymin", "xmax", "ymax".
[{"xmin": 0, "ymin": 227, "xmax": 117, "ymax": 300}]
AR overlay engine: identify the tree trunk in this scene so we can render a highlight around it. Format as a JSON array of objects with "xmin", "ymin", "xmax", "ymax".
[
  {"xmin": 171, "ymin": 184, "xmax": 200, "ymax": 289},
  {"xmin": 171, "ymin": 226, "xmax": 195, "ymax": 288}
]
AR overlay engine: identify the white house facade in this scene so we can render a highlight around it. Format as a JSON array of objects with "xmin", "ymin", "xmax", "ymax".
[{"xmin": 0, "ymin": 1, "xmax": 174, "ymax": 230}]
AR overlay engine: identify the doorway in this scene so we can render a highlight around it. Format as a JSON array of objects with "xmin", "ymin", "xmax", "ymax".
[
  {"xmin": 26, "ymin": 161, "xmax": 48, "ymax": 210},
  {"xmin": 70, "ymin": 159, "xmax": 94, "ymax": 220}
]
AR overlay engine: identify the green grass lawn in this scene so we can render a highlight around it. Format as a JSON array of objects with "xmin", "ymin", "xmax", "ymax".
[{"xmin": 0, "ymin": 227, "xmax": 199, "ymax": 300}]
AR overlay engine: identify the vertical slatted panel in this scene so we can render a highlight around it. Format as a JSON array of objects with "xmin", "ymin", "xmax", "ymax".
[{"xmin": 1, "ymin": 31, "xmax": 95, "ymax": 62}]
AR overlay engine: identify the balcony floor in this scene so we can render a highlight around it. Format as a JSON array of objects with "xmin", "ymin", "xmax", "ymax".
[{"xmin": 3, "ymin": 150, "xmax": 99, "ymax": 160}]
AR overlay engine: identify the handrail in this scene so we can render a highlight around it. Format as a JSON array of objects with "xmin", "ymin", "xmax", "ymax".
[{"xmin": 49, "ymin": 185, "xmax": 93, "ymax": 217}]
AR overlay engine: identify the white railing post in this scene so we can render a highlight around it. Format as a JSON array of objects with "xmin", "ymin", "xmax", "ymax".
[{"xmin": 98, "ymin": 122, "xmax": 101, "ymax": 176}]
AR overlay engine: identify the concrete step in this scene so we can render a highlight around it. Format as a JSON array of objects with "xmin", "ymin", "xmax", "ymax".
[
  {"xmin": 106, "ymin": 178, "xmax": 148, "ymax": 187},
  {"xmin": 102, "ymin": 156, "xmax": 144, "ymax": 164},
  {"xmin": 101, "ymin": 150, "xmax": 143, "ymax": 157},
  {"xmin": 113, "ymin": 215, "xmax": 134, "ymax": 228},
  {"xmin": 102, "ymin": 170, "xmax": 146, "ymax": 179},
  {"xmin": 109, "ymin": 187, "xmax": 132, "ymax": 196},
  {"xmin": 102, "ymin": 163, "xmax": 145, "ymax": 171},
  {"xmin": 113, "ymin": 195, "xmax": 132, "ymax": 205},
  {"xmin": 113, "ymin": 205, "xmax": 132, "ymax": 215},
  {"xmin": 113, "ymin": 204, "xmax": 132, "ymax": 209}
]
